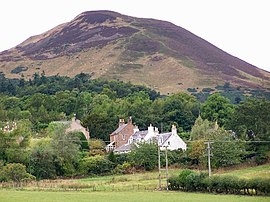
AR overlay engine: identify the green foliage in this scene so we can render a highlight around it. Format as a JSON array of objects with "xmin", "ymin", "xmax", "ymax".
[
  {"xmin": 88, "ymin": 139, "xmax": 106, "ymax": 156},
  {"xmin": 81, "ymin": 155, "xmax": 114, "ymax": 175},
  {"xmin": 29, "ymin": 124, "xmax": 82, "ymax": 178},
  {"xmin": 107, "ymin": 152, "xmax": 116, "ymax": 164},
  {"xmin": 189, "ymin": 116, "xmax": 245, "ymax": 168},
  {"xmin": 0, "ymin": 72, "xmax": 269, "ymax": 180},
  {"xmin": 72, "ymin": 132, "xmax": 89, "ymax": 152},
  {"xmin": 0, "ymin": 120, "xmax": 32, "ymax": 164},
  {"xmin": 50, "ymin": 125, "xmax": 81, "ymax": 176},
  {"xmin": 0, "ymin": 163, "xmax": 35, "ymax": 182},
  {"xmin": 201, "ymin": 93, "xmax": 234, "ymax": 126},
  {"xmin": 190, "ymin": 116, "xmax": 213, "ymax": 140},
  {"xmin": 161, "ymin": 93, "xmax": 200, "ymax": 131},
  {"xmin": 169, "ymin": 169, "xmax": 270, "ymax": 195},
  {"xmin": 227, "ymin": 98, "xmax": 270, "ymax": 162},
  {"xmin": 29, "ymin": 138, "xmax": 56, "ymax": 180},
  {"xmin": 128, "ymin": 143, "xmax": 158, "ymax": 171},
  {"xmin": 113, "ymin": 162, "xmax": 133, "ymax": 174},
  {"xmin": 227, "ymin": 98, "xmax": 270, "ymax": 139}
]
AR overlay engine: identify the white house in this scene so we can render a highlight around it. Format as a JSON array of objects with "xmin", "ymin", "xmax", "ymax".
[
  {"xmin": 114, "ymin": 124, "xmax": 186, "ymax": 153},
  {"xmin": 157, "ymin": 125, "xmax": 187, "ymax": 151}
]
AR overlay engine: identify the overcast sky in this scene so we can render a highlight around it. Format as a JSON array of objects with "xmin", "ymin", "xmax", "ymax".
[{"xmin": 1, "ymin": 0, "xmax": 269, "ymax": 72}]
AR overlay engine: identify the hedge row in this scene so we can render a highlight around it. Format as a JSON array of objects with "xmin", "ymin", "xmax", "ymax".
[{"xmin": 168, "ymin": 169, "xmax": 270, "ymax": 195}]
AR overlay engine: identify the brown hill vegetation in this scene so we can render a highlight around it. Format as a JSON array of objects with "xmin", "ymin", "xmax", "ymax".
[{"xmin": 0, "ymin": 10, "xmax": 269, "ymax": 94}]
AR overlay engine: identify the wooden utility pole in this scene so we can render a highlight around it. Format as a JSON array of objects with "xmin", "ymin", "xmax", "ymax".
[
  {"xmin": 158, "ymin": 145, "xmax": 169, "ymax": 191},
  {"xmin": 205, "ymin": 141, "xmax": 213, "ymax": 176},
  {"xmin": 165, "ymin": 146, "xmax": 169, "ymax": 191},
  {"xmin": 158, "ymin": 145, "xmax": 161, "ymax": 190}
]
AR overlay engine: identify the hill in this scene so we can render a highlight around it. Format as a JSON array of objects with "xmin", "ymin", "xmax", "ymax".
[{"xmin": 0, "ymin": 10, "xmax": 269, "ymax": 94}]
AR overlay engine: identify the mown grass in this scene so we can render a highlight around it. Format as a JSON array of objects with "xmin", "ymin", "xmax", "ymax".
[{"xmin": 0, "ymin": 190, "xmax": 269, "ymax": 202}]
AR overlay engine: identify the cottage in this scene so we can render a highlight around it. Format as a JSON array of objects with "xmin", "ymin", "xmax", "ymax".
[
  {"xmin": 106, "ymin": 117, "xmax": 135, "ymax": 152},
  {"xmin": 106, "ymin": 119, "xmax": 187, "ymax": 153},
  {"xmin": 53, "ymin": 117, "xmax": 90, "ymax": 140}
]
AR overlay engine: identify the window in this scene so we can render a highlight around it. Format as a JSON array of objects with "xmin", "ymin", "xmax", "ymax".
[
  {"xmin": 167, "ymin": 141, "xmax": 170, "ymax": 145},
  {"xmin": 122, "ymin": 134, "xmax": 126, "ymax": 140}
]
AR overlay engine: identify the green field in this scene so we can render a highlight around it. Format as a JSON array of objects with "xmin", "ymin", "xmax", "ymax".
[
  {"xmin": 2, "ymin": 164, "xmax": 268, "ymax": 192},
  {"xmin": 68, "ymin": 164, "xmax": 270, "ymax": 191},
  {"xmin": 0, "ymin": 164, "xmax": 269, "ymax": 201},
  {"xmin": 0, "ymin": 190, "xmax": 269, "ymax": 202},
  {"xmin": 218, "ymin": 164, "xmax": 270, "ymax": 179}
]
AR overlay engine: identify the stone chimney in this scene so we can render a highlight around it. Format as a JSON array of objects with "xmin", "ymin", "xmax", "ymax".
[
  {"xmin": 119, "ymin": 118, "xmax": 125, "ymax": 127},
  {"xmin": 72, "ymin": 113, "xmax": 76, "ymax": 122},
  {"xmin": 133, "ymin": 125, "xmax": 139, "ymax": 134},
  {"xmin": 148, "ymin": 124, "xmax": 154, "ymax": 136},
  {"xmin": 171, "ymin": 124, "xmax": 177, "ymax": 135},
  {"xmin": 154, "ymin": 127, "xmax": 159, "ymax": 136},
  {"xmin": 128, "ymin": 116, "xmax": 132, "ymax": 125}
]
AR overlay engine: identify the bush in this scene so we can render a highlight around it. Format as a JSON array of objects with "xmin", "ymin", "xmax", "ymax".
[
  {"xmin": 128, "ymin": 143, "xmax": 158, "ymax": 171},
  {"xmin": 81, "ymin": 155, "xmax": 114, "ymax": 176},
  {"xmin": 168, "ymin": 169, "xmax": 270, "ymax": 196},
  {"xmin": 113, "ymin": 162, "xmax": 133, "ymax": 174},
  {"xmin": 0, "ymin": 163, "xmax": 35, "ymax": 183},
  {"xmin": 255, "ymin": 153, "xmax": 269, "ymax": 165},
  {"xmin": 185, "ymin": 172, "xmax": 201, "ymax": 191},
  {"xmin": 178, "ymin": 169, "xmax": 196, "ymax": 190},
  {"xmin": 257, "ymin": 178, "xmax": 270, "ymax": 195}
]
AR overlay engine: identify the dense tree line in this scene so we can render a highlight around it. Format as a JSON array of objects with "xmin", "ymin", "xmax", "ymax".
[
  {"xmin": 0, "ymin": 73, "xmax": 270, "ymax": 181},
  {"xmin": 0, "ymin": 72, "xmax": 160, "ymax": 99}
]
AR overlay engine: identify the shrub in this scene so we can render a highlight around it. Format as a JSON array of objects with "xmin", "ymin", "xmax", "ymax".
[
  {"xmin": 81, "ymin": 155, "xmax": 114, "ymax": 175},
  {"xmin": 0, "ymin": 163, "xmax": 35, "ymax": 183},
  {"xmin": 168, "ymin": 169, "xmax": 270, "ymax": 196},
  {"xmin": 169, "ymin": 169, "xmax": 208, "ymax": 191},
  {"xmin": 257, "ymin": 178, "xmax": 270, "ymax": 195},
  {"xmin": 113, "ymin": 162, "xmax": 133, "ymax": 174},
  {"xmin": 255, "ymin": 153, "xmax": 268, "ymax": 165},
  {"xmin": 128, "ymin": 143, "xmax": 158, "ymax": 171},
  {"xmin": 168, "ymin": 175, "xmax": 180, "ymax": 190},
  {"xmin": 185, "ymin": 172, "xmax": 201, "ymax": 191}
]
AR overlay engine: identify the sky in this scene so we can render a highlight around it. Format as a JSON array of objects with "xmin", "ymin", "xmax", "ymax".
[{"xmin": 1, "ymin": 0, "xmax": 269, "ymax": 72}]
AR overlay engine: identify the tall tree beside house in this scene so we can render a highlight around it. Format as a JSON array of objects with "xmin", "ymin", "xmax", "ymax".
[
  {"xmin": 83, "ymin": 94, "xmax": 122, "ymax": 140},
  {"xmin": 189, "ymin": 116, "xmax": 245, "ymax": 168},
  {"xmin": 226, "ymin": 98, "xmax": 270, "ymax": 164},
  {"xmin": 74, "ymin": 92, "xmax": 93, "ymax": 119},
  {"xmin": 190, "ymin": 116, "xmax": 213, "ymax": 140},
  {"xmin": 124, "ymin": 91, "xmax": 154, "ymax": 128},
  {"xmin": 201, "ymin": 93, "xmax": 234, "ymax": 126},
  {"xmin": 162, "ymin": 93, "xmax": 200, "ymax": 132},
  {"xmin": 49, "ymin": 124, "xmax": 82, "ymax": 176},
  {"xmin": 29, "ymin": 138, "xmax": 57, "ymax": 179}
]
